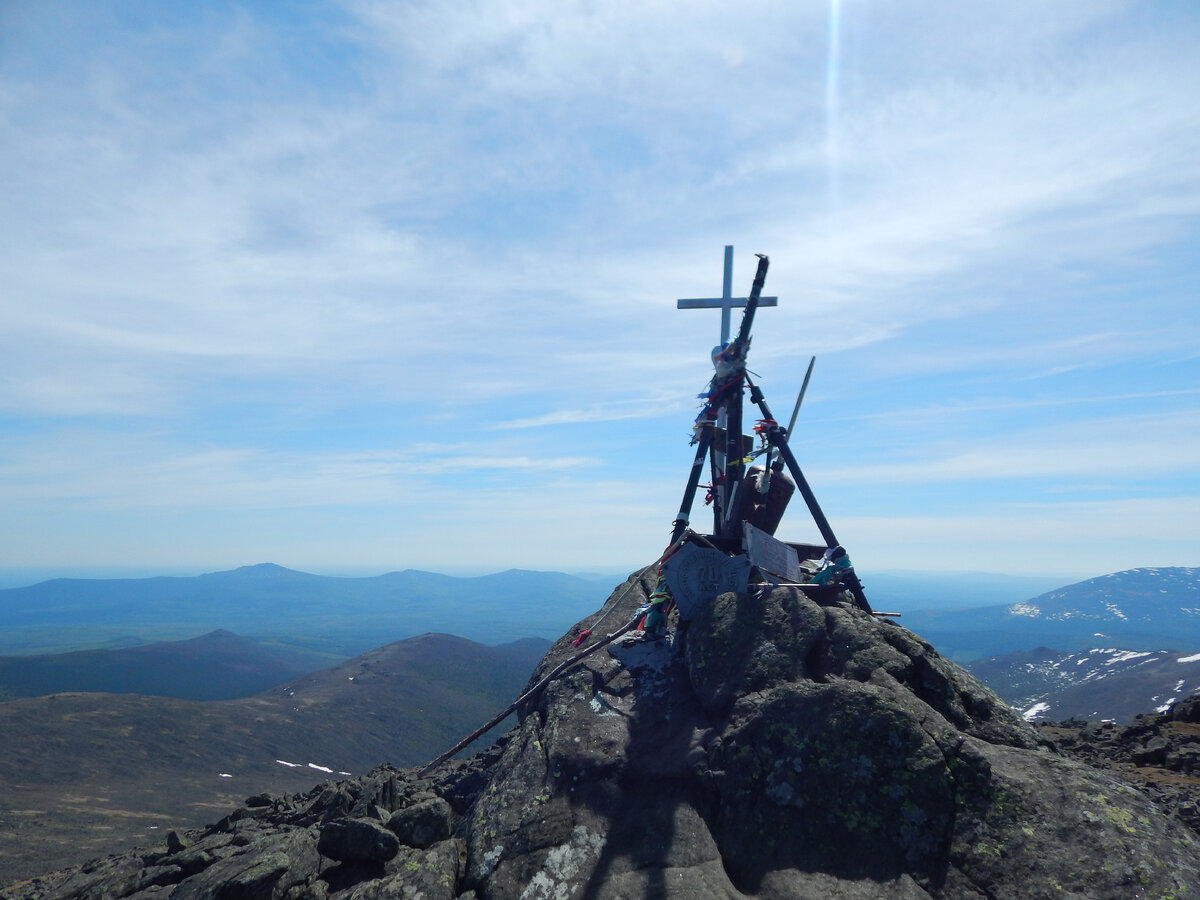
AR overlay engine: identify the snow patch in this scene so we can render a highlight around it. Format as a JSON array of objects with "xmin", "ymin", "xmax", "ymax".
[
  {"xmin": 1177, "ymin": 652, "xmax": 1200, "ymax": 664},
  {"xmin": 1156, "ymin": 698, "xmax": 1178, "ymax": 713},
  {"xmin": 1010, "ymin": 602, "xmax": 1040, "ymax": 617},
  {"xmin": 308, "ymin": 763, "xmax": 333, "ymax": 773},
  {"xmin": 276, "ymin": 759, "xmax": 302, "ymax": 768},
  {"xmin": 1022, "ymin": 702, "xmax": 1051, "ymax": 721},
  {"xmin": 1103, "ymin": 651, "xmax": 1152, "ymax": 666},
  {"xmin": 218, "ymin": 773, "xmax": 232, "ymax": 778}
]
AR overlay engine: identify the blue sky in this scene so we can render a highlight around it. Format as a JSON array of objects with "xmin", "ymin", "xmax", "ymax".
[{"xmin": 1, "ymin": 0, "xmax": 1197, "ymax": 583}]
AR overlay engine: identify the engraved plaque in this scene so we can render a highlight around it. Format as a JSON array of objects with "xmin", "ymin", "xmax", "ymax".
[{"xmin": 662, "ymin": 541, "xmax": 752, "ymax": 621}]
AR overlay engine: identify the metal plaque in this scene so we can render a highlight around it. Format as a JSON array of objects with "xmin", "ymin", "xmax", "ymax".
[
  {"xmin": 743, "ymin": 522, "xmax": 802, "ymax": 582},
  {"xmin": 662, "ymin": 541, "xmax": 752, "ymax": 621}
]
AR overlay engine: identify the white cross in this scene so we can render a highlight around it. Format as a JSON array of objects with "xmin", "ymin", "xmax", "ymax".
[{"xmin": 677, "ymin": 245, "xmax": 778, "ymax": 344}]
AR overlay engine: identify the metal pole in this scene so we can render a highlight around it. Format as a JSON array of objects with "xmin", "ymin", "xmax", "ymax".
[
  {"xmin": 720, "ymin": 244, "xmax": 733, "ymax": 345},
  {"xmin": 767, "ymin": 428, "xmax": 839, "ymax": 549},
  {"xmin": 673, "ymin": 429, "xmax": 711, "ymax": 543},
  {"xmin": 718, "ymin": 254, "xmax": 769, "ymax": 537},
  {"xmin": 787, "ymin": 356, "xmax": 816, "ymax": 438}
]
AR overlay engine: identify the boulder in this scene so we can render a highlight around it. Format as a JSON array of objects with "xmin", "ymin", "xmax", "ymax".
[
  {"xmin": 317, "ymin": 819, "xmax": 400, "ymax": 864},
  {"xmin": 1171, "ymin": 695, "xmax": 1200, "ymax": 723},
  {"xmin": 386, "ymin": 797, "xmax": 452, "ymax": 849},
  {"xmin": 1131, "ymin": 735, "xmax": 1170, "ymax": 766}
]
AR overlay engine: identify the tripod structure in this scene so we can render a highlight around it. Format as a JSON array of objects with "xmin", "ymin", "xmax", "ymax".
[{"xmin": 670, "ymin": 250, "xmax": 870, "ymax": 613}]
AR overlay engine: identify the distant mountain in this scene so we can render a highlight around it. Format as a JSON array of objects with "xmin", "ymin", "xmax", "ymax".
[
  {"xmin": 0, "ymin": 630, "xmax": 337, "ymax": 701},
  {"xmin": 0, "ymin": 632, "xmax": 549, "ymax": 883},
  {"xmin": 900, "ymin": 566, "xmax": 1200, "ymax": 659},
  {"xmin": 0, "ymin": 564, "xmax": 612, "ymax": 656},
  {"xmin": 1006, "ymin": 566, "xmax": 1200, "ymax": 625},
  {"xmin": 966, "ymin": 646, "xmax": 1200, "ymax": 724}
]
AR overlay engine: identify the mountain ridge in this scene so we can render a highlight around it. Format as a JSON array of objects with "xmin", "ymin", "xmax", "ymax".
[
  {"xmin": 900, "ymin": 566, "xmax": 1200, "ymax": 659},
  {"xmin": 0, "ymin": 629, "xmax": 337, "ymax": 701},
  {"xmin": 0, "ymin": 565, "xmax": 611, "ymax": 656}
]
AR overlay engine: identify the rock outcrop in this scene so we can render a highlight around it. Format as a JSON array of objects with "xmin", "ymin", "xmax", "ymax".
[
  {"xmin": 1037, "ymin": 698, "xmax": 1200, "ymax": 835},
  {"xmin": 7, "ymin": 572, "xmax": 1200, "ymax": 899}
]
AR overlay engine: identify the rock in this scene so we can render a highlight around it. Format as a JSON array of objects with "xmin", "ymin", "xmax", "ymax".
[
  {"xmin": 22, "ymin": 859, "xmax": 174, "ymax": 900},
  {"xmin": 461, "ymin": 581, "xmax": 1200, "ymax": 898},
  {"xmin": 6, "ymin": 573, "xmax": 1200, "ymax": 900},
  {"xmin": 169, "ymin": 832, "xmax": 238, "ymax": 877},
  {"xmin": 166, "ymin": 830, "xmax": 189, "ymax": 854},
  {"xmin": 342, "ymin": 840, "xmax": 461, "ymax": 900},
  {"xmin": 1171, "ymin": 695, "xmax": 1200, "ymax": 723},
  {"xmin": 348, "ymin": 768, "xmax": 406, "ymax": 819},
  {"xmin": 386, "ymin": 798, "xmax": 452, "ymax": 849},
  {"xmin": 317, "ymin": 818, "xmax": 400, "ymax": 864},
  {"xmin": 1132, "ymin": 735, "xmax": 1170, "ymax": 766},
  {"xmin": 1168, "ymin": 743, "xmax": 1200, "ymax": 775},
  {"xmin": 1037, "ymin": 709, "xmax": 1200, "ymax": 836},
  {"xmin": 172, "ymin": 830, "xmax": 320, "ymax": 899}
]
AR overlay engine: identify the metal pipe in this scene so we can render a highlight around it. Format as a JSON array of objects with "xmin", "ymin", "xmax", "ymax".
[{"xmin": 673, "ymin": 429, "xmax": 711, "ymax": 543}]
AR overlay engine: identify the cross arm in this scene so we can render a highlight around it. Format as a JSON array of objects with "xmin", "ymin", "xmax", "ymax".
[{"xmin": 676, "ymin": 297, "xmax": 778, "ymax": 309}]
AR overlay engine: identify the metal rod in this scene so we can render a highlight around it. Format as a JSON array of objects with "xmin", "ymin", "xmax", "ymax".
[
  {"xmin": 673, "ymin": 429, "xmax": 711, "ymax": 543},
  {"xmin": 717, "ymin": 254, "xmax": 769, "ymax": 537},
  {"xmin": 786, "ymin": 356, "xmax": 816, "ymax": 438},
  {"xmin": 732, "ymin": 254, "xmax": 769, "ymax": 347},
  {"xmin": 765, "ymin": 427, "xmax": 837, "ymax": 549}
]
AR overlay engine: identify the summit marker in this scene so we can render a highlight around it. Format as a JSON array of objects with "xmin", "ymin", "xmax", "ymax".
[{"xmin": 677, "ymin": 244, "xmax": 778, "ymax": 345}]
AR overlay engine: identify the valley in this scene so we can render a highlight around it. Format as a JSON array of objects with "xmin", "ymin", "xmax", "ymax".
[{"xmin": 0, "ymin": 634, "xmax": 548, "ymax": 884}]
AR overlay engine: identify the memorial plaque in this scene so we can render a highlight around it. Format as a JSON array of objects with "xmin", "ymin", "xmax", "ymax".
[
  {"xmin": 662, "ymin": 541, "xmax": 752, "ymax": 621},
  {"xmin": 743, "ymin": 522, "xmax": 802, "ymax": 582}
]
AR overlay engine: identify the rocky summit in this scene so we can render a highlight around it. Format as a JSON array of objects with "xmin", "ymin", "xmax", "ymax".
[{"xmin": 7, "ymin": 572, "xmax": 1200, "ymax": 899}]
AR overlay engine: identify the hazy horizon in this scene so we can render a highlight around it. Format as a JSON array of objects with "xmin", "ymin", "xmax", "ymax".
[{"xmin": 0, "ymin": 560, "xmax": 1110, "ymax": 594}]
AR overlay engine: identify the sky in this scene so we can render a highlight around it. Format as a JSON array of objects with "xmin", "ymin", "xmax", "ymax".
[{"xmin": 1, "ymin": 0, "xmax": 1198, "ymax": 585}]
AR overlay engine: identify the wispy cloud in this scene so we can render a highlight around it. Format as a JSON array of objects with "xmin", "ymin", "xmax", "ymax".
[
  {"xmin": 817, "ymin": 409, "xmax": 1200, "ymax": 486},
  {"xmin": 831, "ymin": 388, "xmax": 1200, "ymax": 427}
]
